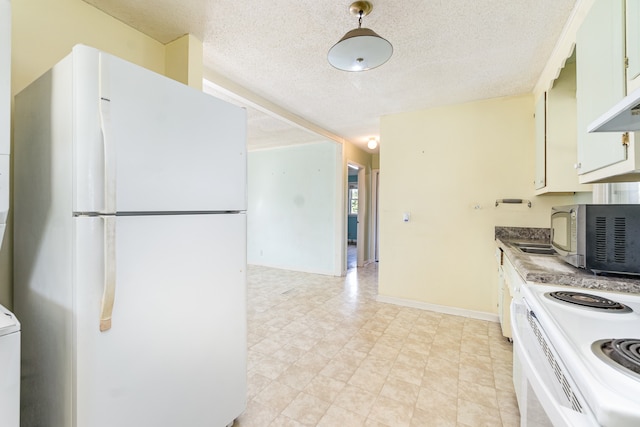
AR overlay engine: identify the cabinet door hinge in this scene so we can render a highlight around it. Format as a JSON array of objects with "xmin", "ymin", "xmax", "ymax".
[
  {"xmin": 625, "ymin": 56, "xmax": 629, "ymax": 69},
  {"xmin": 622, "ymin": 132, "xmax": 630, "ymax": 146}
]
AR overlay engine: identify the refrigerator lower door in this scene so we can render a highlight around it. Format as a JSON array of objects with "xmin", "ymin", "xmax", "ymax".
[{"xmin": 74, "ymin": 213, "xmax": 247, "ymax": 427}]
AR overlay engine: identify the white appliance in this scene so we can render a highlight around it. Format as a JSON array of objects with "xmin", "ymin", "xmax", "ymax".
[
  {"xmin": 512, "ymin": 283, "xmax": 640, "ymax": 426},
  {"xmin": 0, "ymin": 304, "xmax": 20, "ymax": 427},
  {"xmin": 0, "ymin": 0, "xmax": 11, "ymax": 245},
  {"xmin": 13, "ymin": 45, "xmax": 247, "ymax": 427}
]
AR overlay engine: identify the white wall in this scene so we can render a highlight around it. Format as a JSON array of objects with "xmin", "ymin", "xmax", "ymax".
[
  {"xmin": 247, "ymin": 141, "xmax": 342, "ymax": 275},
  {"xmin": 379, "ymin": 94, "xmax": 591, "ymax": 317}
]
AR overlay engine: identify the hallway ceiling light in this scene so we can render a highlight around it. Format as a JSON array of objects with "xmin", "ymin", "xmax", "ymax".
[
  {"xmin": 327, "ymin": 1, "xmax": 393, "ymax": 72},
  {"xmin": 367, "ymin": 137, "xmax": 378, "ymax": 149}
]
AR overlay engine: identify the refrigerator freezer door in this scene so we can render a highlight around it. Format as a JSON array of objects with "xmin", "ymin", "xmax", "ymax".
[
  {"xmin": 74, "ymin": 213, "xmax": 247, "ymax": 427},
  {"xmin": 73, "ymin": 46, "xmax": 247, "ymax": 214}
]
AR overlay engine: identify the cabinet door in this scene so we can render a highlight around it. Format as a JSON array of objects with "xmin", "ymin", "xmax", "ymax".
[
  {"xmin": 576, "ymin": 0, "xmax": 626, "ymax": 174},
  {"xmin": 628, "ymin": 0, "xmax": 640, "ymax": 82},
  {"xmin": 534, "ymin": 94, "xmax": 546, "ymax": 190}
]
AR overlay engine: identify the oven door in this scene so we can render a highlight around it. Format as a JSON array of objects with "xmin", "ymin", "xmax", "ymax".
[{"xmin": 510, "ymin": 298, "xmax": 599, "ymax": 427}]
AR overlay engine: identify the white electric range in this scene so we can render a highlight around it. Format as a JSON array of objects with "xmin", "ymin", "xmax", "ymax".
[{"xmin": 511, "ymin": 282, "xmax": 640, "ymax": 426}]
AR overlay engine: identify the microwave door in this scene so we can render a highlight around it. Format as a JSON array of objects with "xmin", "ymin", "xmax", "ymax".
[{"xmin": 551, "ymin": 212, "xmax": 571, "ymax": 254}]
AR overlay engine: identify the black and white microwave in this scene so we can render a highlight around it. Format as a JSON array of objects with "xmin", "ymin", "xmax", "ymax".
[{"xmin": 551, "ymin": 204, "xmax": 640, "ymax": 275}]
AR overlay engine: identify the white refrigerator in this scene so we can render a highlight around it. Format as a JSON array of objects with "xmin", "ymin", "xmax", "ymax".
[{"xmin": 14, "ymin": 45, "xmax": 247, "ymax": 427}]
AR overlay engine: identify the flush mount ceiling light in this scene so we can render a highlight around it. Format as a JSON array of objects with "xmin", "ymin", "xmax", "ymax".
[
  {"xmin": 327, "ymin": 1, "xmax": 393, "ymax": 72},
  {"xmin": 367, "ymin": 137, "xmax": 378, "ymax": 149}
]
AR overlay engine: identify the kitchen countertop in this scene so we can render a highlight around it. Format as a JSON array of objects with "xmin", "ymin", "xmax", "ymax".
[{"xmin": 495, "ymin": 226, "xmax": 640, "ymax": 294}]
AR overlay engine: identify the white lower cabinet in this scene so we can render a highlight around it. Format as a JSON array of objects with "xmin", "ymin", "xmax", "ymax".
[{"xmin": 497, "ymin": 247, "xmax": 524, "ymax": 339}]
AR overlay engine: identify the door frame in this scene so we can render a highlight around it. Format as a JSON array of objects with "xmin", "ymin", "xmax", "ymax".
[
  {"xmin": 347, "ymin": 161, "xmax": 366, "ymax": 268},
  {"xmin": 371, "ymin": 169, "xmax": 379, "ymax": 262}
]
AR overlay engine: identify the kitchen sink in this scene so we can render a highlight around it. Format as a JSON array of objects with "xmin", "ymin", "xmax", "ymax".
[{"xmin": 512, "ymin": 242, "xmax": 557, "ymax": 256}]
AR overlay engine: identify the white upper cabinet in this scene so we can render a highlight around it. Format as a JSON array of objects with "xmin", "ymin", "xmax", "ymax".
[
  {"xmin": 534, "ymin": 94, "xmax": 546, "ymax": 190},
  {"xmin": 576, "ymin": 0, "xmax": 627, "ymax": 178},
  {"xmin": 574, "ymin": 0, "xmax": 640, "ymax": 183},
  {"xmin": 535, "ymin": 58, "xmax": 591, "ymax": 194}
]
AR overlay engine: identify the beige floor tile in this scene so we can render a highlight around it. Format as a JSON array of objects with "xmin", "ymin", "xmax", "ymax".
[
  {"xmin": 367, "ymin": 395, "xmax": 414, "ymax": 426},
  {"xmin": 243, "ymin": 264, "xmax": 520, "ymax": 427},
  {"xmin": 425, "ymin": 356, "xmax": 460, "ymax": 377},
  {"xmin": 282, "ymin": 392, "xmax": 331, "ymax": 426},
  {"xmin": 317, "ymin": 405, "xmax": 366, "ymax": 427},
  {"xmin": 410, "ymin": 408, "xmax": 456, "ymax": 427},
  {"xmin": 319, "ymin": 358, "xmax": 359, "ymax": 382},
  {"xmin": 496, "ymin": 388, "xmax": 520, "ymax": 416},
  {"xmin": 271, "ymin": 345, "xmax": 307, "ymax": 365},
  {"xmin": 500, "ymin": 408, "xmax": 521, "ymax": 427},
  {"xmin": 421, "ymin": 368, "xmax": 458, "ymax": 398},
  {"xmin": 348, "ymin": 366, "xmax": 388, "ymax": 394},
  {"xmin": 363, "ymin": 419, "xmax": 392, "ymax": 427},
  {"xmin": 334, "ymin": 383, "xmax": 378, "ymax": 417},
  {"xmin": 251, "ymin": 338, "xmax": 282, "ymax": 355},
  {"xmin": 396, "ymin": 348, "xmax": 429, "ymax": 369},
  {"xmin": 401, "ymin": 338, "xmax": 432, "ymax": 355},
  {"xmin": 458, "ymin": 363, "xmax": 496, "ymax": 388},
  {"xmin": 332, "ymin": 347, "xmax": 369, "ymax": 365},
  {"xmin": 415, "ymin": 387, "xmax": 458, "ymax": 419},
  {"xmin": 379, "ymin": 376, "xmax": 420, "ymax": 406},
  {"xmin": 388, "ymin": 360, "xmax": 424, "ymax": 386},
  {"xmin": 369, "ymin": 341, "xmax": 401, "ymax": 360},
  {"xmin": 277, "ymin": 364, "xmax": 319, "ymax": 391},
  {"xmin": 253, "ymin": 380, "xmax": 300, "ymax": 412},
  {"xmin": 304, "ymin": 374, "xmax": 346, "ymax": 403},
  {"xmin": 457, "ymin": 380, "xmax": 499, "ymax": 410},
  {"xmin": 457, "ymin": 398, "xmax": 503, "ymax": 427},
  {"xmin": 250, "ymin": 355, "xmax": 291, "ymax": 380},
  {"xmin": 269, "ymin": 414, "xmax": 306, "ymax": 427},
  {"xmin": 247, "ymin": 371, "xmax": 272, "ymax": 400},
  {"xmin": 293, "ymin": 351, "xmax": 330, "ymax": 373},
  {"xmin": 359, "ymin": 354, "xmax": 394, "ymax": 376}
]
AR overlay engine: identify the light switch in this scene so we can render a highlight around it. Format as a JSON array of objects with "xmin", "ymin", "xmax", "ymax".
[{"xmin": 403, "ymin": 212, "xmax": 410, "ymax": 222}]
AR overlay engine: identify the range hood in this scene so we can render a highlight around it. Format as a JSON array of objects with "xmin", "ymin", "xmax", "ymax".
[{"xmin": 588, "ymin": 86, "xmax": 640, "ymax": 132}]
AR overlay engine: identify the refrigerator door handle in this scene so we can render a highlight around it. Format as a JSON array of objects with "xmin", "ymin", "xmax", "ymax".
[
  {"xmin": 99, "ymin": 53, "xmax": 116, "ymax": 214},
  {"xmin": 99, "ymin": 216, "xmax": 116, "ymax": 332}
]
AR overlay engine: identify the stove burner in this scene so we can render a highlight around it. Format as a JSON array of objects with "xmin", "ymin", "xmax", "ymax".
[
  {"xmin": 593, "ymin": 339, "xmax": 640, "ymax": 379},
  {"xmin": 545, "ymin": 291, "xmax": 632, "ymax": 313}
]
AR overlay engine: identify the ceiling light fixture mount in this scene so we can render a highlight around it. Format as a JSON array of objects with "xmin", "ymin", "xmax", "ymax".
[{"xmin": 328, "ymin": 1, "xmax": 393, "ymax": 72}]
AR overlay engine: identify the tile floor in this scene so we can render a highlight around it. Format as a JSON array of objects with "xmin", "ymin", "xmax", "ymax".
[{"xmin": 235, "ymin": 262, "xmax": 520, "ymax": 426}]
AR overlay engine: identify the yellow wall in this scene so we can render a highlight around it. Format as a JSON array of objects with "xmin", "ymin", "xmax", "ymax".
[
  {"xmin": 11, "ymin": 0, "xmax": 166, "ymax": 95},
  {"xmin": 378, "ymin": 94, "xmax": 588, "ymax": 315},
  {"xmin": 165, "ymin": 34, "xmax": 203, "ymax": 90},
  {"xmin": 2, "ymin": 0, "xmax": 201, "ymax": 308}
]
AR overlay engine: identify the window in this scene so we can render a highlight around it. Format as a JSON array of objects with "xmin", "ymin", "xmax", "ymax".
[{"xmin": 349, "ymin": 187, "xmax": 358, "ymax": 215}]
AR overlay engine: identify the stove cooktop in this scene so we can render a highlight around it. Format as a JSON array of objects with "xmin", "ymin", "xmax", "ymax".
[
  {"xmin": 523, "ymin": 284, "xmax": 640, "ymax": 426},
  {"xmin": 593, "ymin": 338, "xmax": 640, "ymax": 379},
  {"xmin": 545, "ymin": 290, "xmax": 632, "ymax": 313}
]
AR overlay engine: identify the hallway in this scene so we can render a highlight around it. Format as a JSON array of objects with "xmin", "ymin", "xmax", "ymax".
[{"xmin": 347, "ymin": 244, "xmax": 357, "ymax": 270}]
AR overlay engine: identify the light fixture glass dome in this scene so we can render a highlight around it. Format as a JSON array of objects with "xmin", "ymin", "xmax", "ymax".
[
  {"xmin": 367, "ymin": 137, "xmax": 378, "ymax": 149},
  {"xmin": 327, "ymin": 1, "xmax": 393, "ymax": 72},
  {"xmin": 328, "ymin": 28, "xmax": 393, "ymax": 72}
]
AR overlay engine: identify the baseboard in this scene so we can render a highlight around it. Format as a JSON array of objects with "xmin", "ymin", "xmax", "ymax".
[{"xmin": 376, "ymin": 295, "xmax": 499, "ymax": 323}]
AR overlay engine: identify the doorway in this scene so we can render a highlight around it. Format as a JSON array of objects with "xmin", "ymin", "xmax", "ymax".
[{"xmin": 347, "ymin": 162, "xmax": 365, "ymax": 269}]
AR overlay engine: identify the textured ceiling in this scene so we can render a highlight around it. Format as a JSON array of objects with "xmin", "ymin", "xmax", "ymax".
[{"xmin": 83, "ymin": 0, "xmax": 578, "ymax": 152}]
